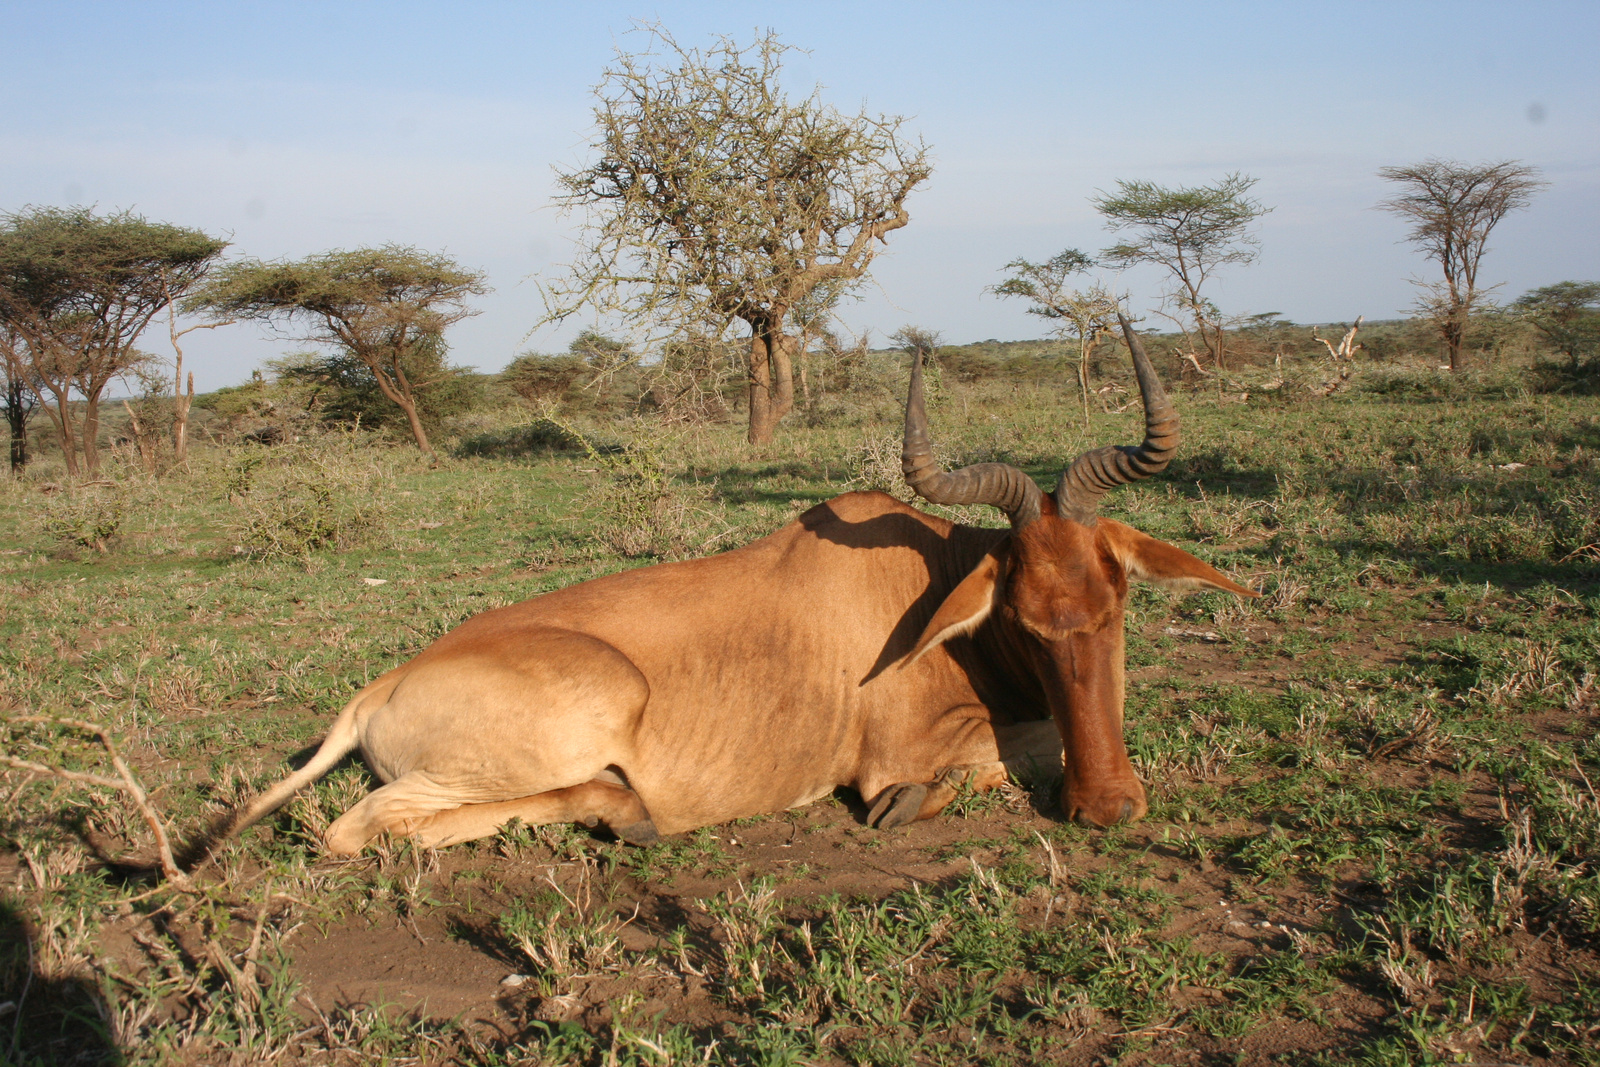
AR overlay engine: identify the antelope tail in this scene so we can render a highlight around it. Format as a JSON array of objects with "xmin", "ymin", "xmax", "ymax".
[{"xmin": 181, "ymin": 692, "xmax": 367, "ymax": 867}]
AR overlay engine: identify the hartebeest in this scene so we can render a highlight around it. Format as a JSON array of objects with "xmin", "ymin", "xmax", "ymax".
[{"xmin": 210, "ymin": 318, "xmax": 1254, "ymax": 857}]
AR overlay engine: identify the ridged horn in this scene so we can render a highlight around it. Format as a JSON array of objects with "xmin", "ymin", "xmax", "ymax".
[
  {"xmin": 1052, "ymin": 314, "xmax": 1179, "ymax": 524},
  {"xmin": 902, "ymin": 344, "xmax": 1043, "ymax": 528}
]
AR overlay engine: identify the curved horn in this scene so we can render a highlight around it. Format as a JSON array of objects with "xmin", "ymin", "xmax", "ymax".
[
  {"xmin": 1052, "ymin": 314, "xmax": 1179, "ymax": 524},
  {"xmin": 902, "ymin": 344, "xmax": 1043, "ymax": 528}
]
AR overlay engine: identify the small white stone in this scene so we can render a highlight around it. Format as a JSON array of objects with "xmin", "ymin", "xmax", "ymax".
[
  {"xmin": 500, "ymin": 974, "xmax": 529, "ymax": 988},
  {"xmin": 361, "ymin": 578, "xmax": 388, "ymax": 586}
]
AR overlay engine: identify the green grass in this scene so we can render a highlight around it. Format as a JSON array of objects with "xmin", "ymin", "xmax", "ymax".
[{"xmin": 1, "ymin": 357, "xmax": 1598, "ymax": 1064}]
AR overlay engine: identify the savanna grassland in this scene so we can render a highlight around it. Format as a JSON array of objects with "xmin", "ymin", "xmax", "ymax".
[{"xmin": 1, "ymin": 349, "xmax": 1598, "ymax": 1066}]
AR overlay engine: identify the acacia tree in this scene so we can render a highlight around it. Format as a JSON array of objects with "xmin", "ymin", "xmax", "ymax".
[
  {"xmin": 0, "ymin": 207, "xmax": 227, "ymax": 474},
  {"xmin": 991, "ymin": 249, "xmax": 1121, "ymax": 428},
  {"xmin": 1092, "ymin": 173, "xmax": 1269, "ymax": 371},
  {"xmin": 1378, "ymin": 159, "xmax": 1544, "ymax": 371},
  {"xmin": 1513, "ymin": 281, "xmax": 1599, "ymax": 371},
  {"xmin": 194, "ymin": 247, "xmax": 488, "ymax": 462},
  {"xmin": 543, "ymin": 27, "xmax": 931, "ymax": 444}
]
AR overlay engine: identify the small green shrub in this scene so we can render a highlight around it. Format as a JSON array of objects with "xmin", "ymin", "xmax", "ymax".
[
  {"xmin": 222, "ymin": 448, "xmax": 267, "ymax": 501},
  {"xmin": 502, "ymin": 352, "xmax": 589, "ymax": 403},
  {"xmin": 219, "ymin": 437, "xmax": 393, "ymax": 563},
  {"xmin": 541, "ymin": 413, "xmax": 732, "ymax": 560},
  {"xmin": 39, "ymin": 486, "xmax": 127, "ymax": 554},
  {"xmin": 455, "ymin": 418, "xmax": 585, "ymax": 458}
]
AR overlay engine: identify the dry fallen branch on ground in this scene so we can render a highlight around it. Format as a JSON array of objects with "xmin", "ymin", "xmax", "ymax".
[
  {"xmin": 1, "ymin": 715, "xmax": 196, "ymax": 891},
  {"xmin": 1312, "ymin": 316, "xmax": 1363, "ymax": 396}
]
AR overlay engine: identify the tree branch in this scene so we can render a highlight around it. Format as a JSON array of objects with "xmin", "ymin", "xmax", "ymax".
[{"xmin": 3, "ymin": 714, "xmax": 197, "ymax": 891}]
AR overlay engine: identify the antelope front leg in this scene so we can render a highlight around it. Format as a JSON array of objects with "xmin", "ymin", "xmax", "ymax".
[{"xmin": 861, "ymin": 714, "xmax": 1063, "ymax": 830}]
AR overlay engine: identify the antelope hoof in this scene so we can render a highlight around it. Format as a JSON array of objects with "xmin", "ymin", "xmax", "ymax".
[
  {"xmin": 867, "ymin": 782, "xmax": 928, "ymax": 830},
  {"xmin": 612, "ymin": 818, "xmax": 660, "ymax": 846}
]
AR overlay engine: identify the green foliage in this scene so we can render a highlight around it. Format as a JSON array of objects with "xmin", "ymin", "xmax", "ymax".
[
  {"xmin": 544, "ymin": 25, "xmax": 931, "ymax": 442},
  {"xmin": 0, "ymin": 205, "xmax": 228, "ymax": 472},
  {"xmin": 1094, "ymin": 172, "xmax": 1269, "ymax": 271},
  {"xmin": 1093, "ymin": 173, "xmax": 1269, "ymax": 368},
  {"xmin": 195, "ymin": 245, "xmax": 486, "ymax": 328},
  {"xmin": 219, "ymin": 435, "xmax": 394, "ymax": 563},
  {"xmin": 269, "ymin": 334, "xmax": 483, "ymax": 435},
  {"xmin": 0, "ymin": 205, "xmax": 226, "ymax": 314},
  {"xmin": 990, "ymin": 249, "xmax": 1120, "ymax": 425},
  {"xmin": 1515, "ymin": 279, "xmax": 1600, "ymax": 370},
  {"xmin": 502, "ymin": 350, "xmax": 589, "ymax": 403},
  {"xmin": 500, "ymin": 333, "xmax": 651, "ymax": 417},
  {"xmin": 193, "ymin": 245, "xmax": 487, "ymax": 456},
  {"xmin": 38, "ymin": 483, "xmax": 126, "ymax": 554},
  {"xmin": 567, "ymin": 329, "xmax": 636, "ymax": 375},
  {"xmin": 542, "ymin": 411, "xmax": 729, "ymax": 559},
  {"xmin": 1377, "ymin": 159, "xmax": 1545, "ymax": 370},
  {"xmin": 455, "ymin": 416, "xmax": 586, "ymax": 458}
]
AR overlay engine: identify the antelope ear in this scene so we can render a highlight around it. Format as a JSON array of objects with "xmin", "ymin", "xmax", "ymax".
[
  {"xmin": 900, "ymin": 548, "xmax": 1007, "ymax": 668},
  {"xmin": 1098, "ymin": 520, "xmax": 1259, "ymax": 597}
]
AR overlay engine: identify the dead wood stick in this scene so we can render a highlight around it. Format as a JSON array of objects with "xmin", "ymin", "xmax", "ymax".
[
  {"xmin": 3, "ymin": 715, "xmax": 196, "ymax": 892},
  {"xmin": 1312, "ymin": 316, "xmax": 1364, "ymax": 397},
  {"xmin": 120, "ymin": 400, "xmax": 156, "ymax": 472},
  {"xmin": 237, "ymin": 882, "xmax": 274, "ymax": 1006},
  {"xmin": 0, "ymin": 754, "xmax": 123, "ymax": 790}
]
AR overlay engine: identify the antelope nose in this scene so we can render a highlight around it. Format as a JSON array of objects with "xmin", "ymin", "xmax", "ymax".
[{"xmin": 1071, "ymin": 797, "xmax": 1137, "ymax": 828}]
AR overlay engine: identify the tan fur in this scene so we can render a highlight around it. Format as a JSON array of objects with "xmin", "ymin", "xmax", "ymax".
[{"xmin": 213, "ymin": 490, "xmax": 1253, "ymax": 856}]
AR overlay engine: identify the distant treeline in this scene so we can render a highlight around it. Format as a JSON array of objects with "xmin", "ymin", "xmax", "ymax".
[{"xmin": 160, "ymin": 307, "xmax": 1592, "ymax": 455}]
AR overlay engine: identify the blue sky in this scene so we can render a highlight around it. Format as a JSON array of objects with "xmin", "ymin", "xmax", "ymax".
[{"xmin": 4, "ymin": 1, "xmax": 1596, "ymax": 389}]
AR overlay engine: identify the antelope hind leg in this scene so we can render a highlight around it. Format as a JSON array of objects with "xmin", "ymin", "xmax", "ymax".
[
  {"xmin": 323, "ymin": 772, "xmax": 460, "ymax": 856},
  {"xmin": 395, "ymin": 779, "xmax": 658, "ymax": 850},
  {"xmin": 324, "ymin": 774, "xmax": 658, "ymax": 855}
]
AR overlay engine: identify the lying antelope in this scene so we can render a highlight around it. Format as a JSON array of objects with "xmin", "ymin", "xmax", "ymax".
[{"xmin": 211, "ymin": 318, "xmax": 1254, "ymax": 856}]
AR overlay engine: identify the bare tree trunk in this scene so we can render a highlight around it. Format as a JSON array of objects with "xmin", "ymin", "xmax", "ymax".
[
  {"xmin": 80, "ymin": 394, "xmax": 103, "ymax": 475},
  {"xmin": 6, "ymin": 377, "xmax": 28, "ymax": 473},
  {"xmin": 1441, "ymin": 310, "xmax": 1467, "ymax": 371},
  {"xmin": 1313, "ymin": 316, "xmax": 1363, "ymax": 398},
  {"xmin": 165, "ymin": 296, "xmax": 232, "ymax": 465},
  {"xmin": 744, "ymin": 316, "xmax": 795, "ymax": 445},
  {"xmin": 396, "ymin": 396, "xmax": 437, "ymax": 464},
  {"xmin": 171, "ymin": 310, "xmax": 193, "ymax": 465},
  {"xmin": 1178, "ymin": 281, "xmax": 1223, "ymax": 371},
  {"xmin": 1073, "ymin": 337, "xmax": 1091, "ymax": 431},
  {"xmin": 770, "ymin": 327, "xmax": 795, "ymax": 422},
  {"xmin": 121, "ymin": 400, "xmax": 157, "ymax": 473},
  {"xmin": 39, "ymin": 383, "xmax": 80, "ymax": 477},
  {"xmin": 174, "ymin": 371, "xmax": 194, "ymax": 465},
  {"xmin": 366, "ymin": 351, "xmax": 438, "ymax": 463},
  {"xmin": 746, "ymin": 330, "xmax": 776, "ymax": 445}
]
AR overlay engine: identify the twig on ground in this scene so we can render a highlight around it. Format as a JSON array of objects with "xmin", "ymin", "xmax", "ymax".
[
  {"xmin": 2, "ymin": 714, "xmax": 196, "ymax": 891},
  {"xmin": 238, "ymin": 881, "xmax": 274, "ymax": 1003}
]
